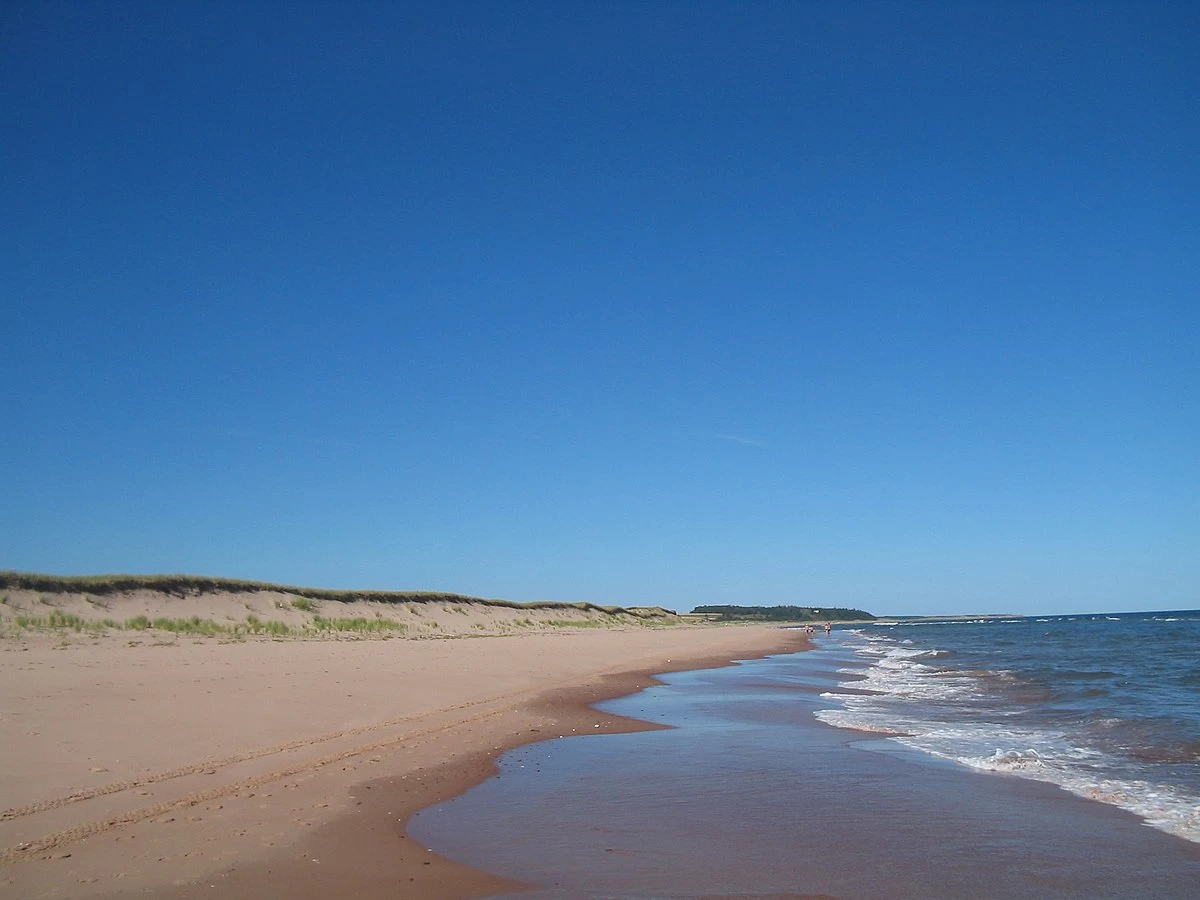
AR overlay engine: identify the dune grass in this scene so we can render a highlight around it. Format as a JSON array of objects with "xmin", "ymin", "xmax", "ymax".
[
  {"xmin": 151, "ymin": 616, "xmax": 229, "ymax": 635},
  {"xmin": 0, "ymin": 571, "xmax": 678, "ymax": 621},
  {"xmin": 311, "ymin": 616, "xmax": 406, "ymax": 634},
  {"xmin": 541, "ymin": 618, "xmax": 613, "ymax": 628},
  {"xmin": 12, "ymin": 612, "xmax": 126, "ymax": 633},
  {"xmin": 0, "ymin": 572, "xmax": 682, "ymax": 642},
  {"xmin": 1, "ymin": 607, "xmax": 680, "ymax": 639},
  {"xmin": 241, "ymin": 615, "xmax": 289, "ymax": 636},
  {"xmin": 3, "ymin": 611, "xmax": 418, "ymax": 639}
]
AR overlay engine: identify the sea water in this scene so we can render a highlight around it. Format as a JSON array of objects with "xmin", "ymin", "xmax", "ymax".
[
  {"xmin": 818, "ymin": 610, "xmax": 1200, "ymax": 843},
  {"xmin": 410, "ymin": 612, "xmax": 1200, "ymax": 898}
]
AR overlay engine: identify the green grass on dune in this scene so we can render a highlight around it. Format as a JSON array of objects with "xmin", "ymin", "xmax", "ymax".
[
  {"xmin": 311, "ymin": 615, "xmax": 406, "ymax": 633},
  {"xmin": 0, "ymin": 571, "xmax": 677, "ymax": 621},
  {"xmin": 6, "ymin": 611, "xmax": 417, "ymax": 638},
  {"xmin": 13, "ymin": 611, "xmax": 117, "ymax": 633},
  {"xmin": 541, "ymin": 618, "xmax": 611, "ymax": 628}
]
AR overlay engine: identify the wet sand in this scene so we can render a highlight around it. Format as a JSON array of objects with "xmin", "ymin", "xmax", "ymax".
[
  {"xmin": 412, "ymin": 643, "xmax": 1200, "ymax": 898},
  {"xmin": 0, "ymin": 624, "xmax": 809, "ymax": 898}
]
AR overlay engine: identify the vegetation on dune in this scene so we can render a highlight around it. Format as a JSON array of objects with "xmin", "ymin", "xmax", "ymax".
[
  {"xmin": 0, "ymin": 571, "xmax": 485, "ymax": 604},
  {"xmin": 0, "ymin": 606, "xmax": 682, "ymax": 639},
  {"xmin": 311, "ymin": 615, "xmax": 405, "ymax": 633},
  {"xmin": 0, "ymin": 571, "xmax": 677, "ymax": 620},
  {"xmin": 152, "ymin": 615, "xmax": 228, "ymax": 635},
  {"xmin": 242, "ymin": 615, "xmax": 290, "ymax": 636},
  {"xmin": 691, "ymin": 604, "xmax": 875, "ymax": 622},
  {"xmin": 13, "ymin": 611, "xmax": 116, "ymax": 633},
  {"xmin": 542, "ymin": 618, "xmax": 611, "ymax": 628},
  {"xmin": 3, "ymin": 611, "xmax": 422, "ymax": 638},
  {"xmin": 0, "ymin": 573, "xmax": 687, "ymax": 643}
]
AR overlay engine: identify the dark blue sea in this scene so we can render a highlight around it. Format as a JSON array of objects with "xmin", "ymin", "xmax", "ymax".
[
  {"xmin": 411, "ymin": 610, "xmax": 1200, "ymax": 898},
  {"xmin": 821, "ymin": 610, "xmax": 1200, "ymax": 843}
]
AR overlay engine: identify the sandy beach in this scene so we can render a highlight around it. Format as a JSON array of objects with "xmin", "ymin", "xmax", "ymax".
[{"xmin": 0, "ymin": 606, "xmax": 808, "ymax": 898}]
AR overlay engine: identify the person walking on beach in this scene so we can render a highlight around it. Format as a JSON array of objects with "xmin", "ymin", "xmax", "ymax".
[{"xmin": 824, "ymin": 622, "xmax": 832, "ymax": 635}]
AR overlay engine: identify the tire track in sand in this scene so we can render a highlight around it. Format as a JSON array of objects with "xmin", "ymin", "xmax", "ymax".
[
  {"xmin": 0, "ymin": 687, "xmax": 531, "ymax": 827},
  {"xmin": 0, "ymin": 696, "xmax": 523, "ymax": 866}
]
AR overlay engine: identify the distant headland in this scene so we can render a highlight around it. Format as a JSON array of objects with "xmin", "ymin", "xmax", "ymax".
[{"xmin": 686, "ymin": 604, "xmax": 876, "ymax": 622}]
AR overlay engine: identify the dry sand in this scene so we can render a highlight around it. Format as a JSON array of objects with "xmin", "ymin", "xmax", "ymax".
[{"xmin": 0, "ymin": 603, "xmax": 809, "ymax": 898}]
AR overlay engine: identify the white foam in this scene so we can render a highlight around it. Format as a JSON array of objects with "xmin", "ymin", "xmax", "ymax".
[
  {"xmin": 818, "ymin": 630, "xmax": 1200, "ymax": 845},
  {"xmin": 814, "ymin": 708, "xmax": 912, "ymax": 735}
]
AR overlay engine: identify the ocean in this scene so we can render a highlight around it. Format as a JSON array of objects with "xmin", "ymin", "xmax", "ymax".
[
  {"xmin": 818, "ymin": 610, "xmax": 1200, "ymax": 845},
  {"xmin": 410, "ymin": 611, "xmax": 1200, "ymax": 898}
]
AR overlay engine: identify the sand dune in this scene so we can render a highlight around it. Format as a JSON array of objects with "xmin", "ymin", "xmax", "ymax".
[{"xmin": 0, "ymin": 581, "xmax": 673, "ymax": 642}]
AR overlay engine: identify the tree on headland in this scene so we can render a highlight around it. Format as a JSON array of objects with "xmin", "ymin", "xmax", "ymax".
[{"xmin": 690, "ymin": 604, "xmax": 874, "ymax": 622}]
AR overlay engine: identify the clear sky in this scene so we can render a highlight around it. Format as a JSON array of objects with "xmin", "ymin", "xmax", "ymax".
[{"xmin": 4, "ymin": 2, "xmax": 1196, "ymax": 616}]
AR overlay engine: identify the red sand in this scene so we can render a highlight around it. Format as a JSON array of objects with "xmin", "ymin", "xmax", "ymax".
[{"xmin": 0, "ymin": 623, "xmax": 809, "ymax": 898}]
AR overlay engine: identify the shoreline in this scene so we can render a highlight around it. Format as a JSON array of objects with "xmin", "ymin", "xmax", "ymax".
[
  {"xmin": 189, "ymin": 635, "xmax": 812, "ymax": 899},
  {"xmin": 410, "ymin": 639, "xmax": 1200, "ymax": 899},
  {"xmin": 1, "ymin": 625, "xmax": 809, "ymax": 898}
]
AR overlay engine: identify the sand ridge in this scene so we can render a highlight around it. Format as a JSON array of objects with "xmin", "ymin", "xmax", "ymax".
[{"xmin": 0, "ymin": 583, "xmax": 673, "ymax": 642}]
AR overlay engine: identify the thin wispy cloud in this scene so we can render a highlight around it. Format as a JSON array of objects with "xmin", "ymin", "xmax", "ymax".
[
  {"xmin": 183, "ymin": 425, "xmax": 353, "ymax": 450},
  {"xmin": 711, "ymin": 432, "xmax": 767, "ymax": 448}
]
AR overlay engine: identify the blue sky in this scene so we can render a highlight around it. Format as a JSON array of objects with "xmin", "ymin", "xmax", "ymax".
[{"xmin": 4, "ymin": 2, "xmax": 1196, "ymax": 615}]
